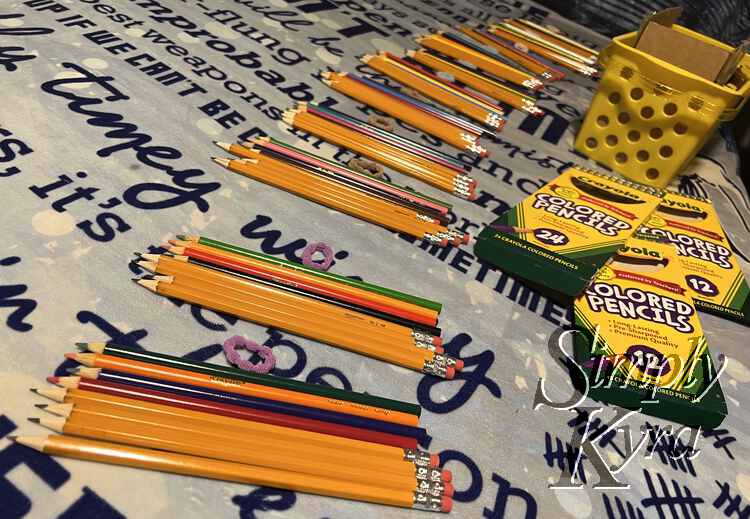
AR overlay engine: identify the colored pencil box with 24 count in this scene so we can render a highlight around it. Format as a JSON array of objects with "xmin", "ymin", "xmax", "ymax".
[{"xmin": 474, "ymin": 166, "xmax": 665, "ymax": 298}]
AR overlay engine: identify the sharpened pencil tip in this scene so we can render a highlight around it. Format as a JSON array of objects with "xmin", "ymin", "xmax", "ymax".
[
  {"xmin": 133, "ymin": 252, "xmax": 143, "ymax": 257},
  {"xmin": 35, "ymin": 404, "xmax": 47, "ymax": 410},
  {"xmin": 30, "ymin": 388, "xmax": 38, "ymax": 394},
  {"xmin": 64, "ymin": 352, "xmax": 77, "ymax": 361},
  {"xmin": 7, "ymin": 436, "xmax": 16, "ymax": 442},
  {"xmin": 28, "ymin": 418, "xmax": 40, "ymax": 424},
  {"xmin": 46, "ymin": 376, "xmax": 59, "ymax": 384},
  {"xmin": 211, "ymin": 157, "xmax": 230, "ymax": 168}
]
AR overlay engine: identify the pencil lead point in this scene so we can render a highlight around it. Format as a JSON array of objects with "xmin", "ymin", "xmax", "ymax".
[
  {"xmin": 133, "ymin": 251, "xmax": 143, "ymax": 257},
  {"xmin": 64, "ymin": 352, "xmax": 77, "ymax": 361},
  {"xmin": 211, "ymin": 157, "xmax": 230, "ymax": 168},
  {"xmin": 136, "ymin": 279, "xmax": 159, "ymax": 292},
  {"xmin": 46, "ymin": 376, "xmax": 59, "ymax": 384},
  {"xmin": 28, "ymin": 418, "xmax": 40, "ymax": 424},
  {"xmin": 30, "ymin": 388, "xmax": 38, "ymax": 394},
  {"xmin": 35, "ymin": 404, "xmax": 47, "ymax": 410},
  {"xmin": 7, "ymin": 436, "xmax": 16, "ymax": 442}
]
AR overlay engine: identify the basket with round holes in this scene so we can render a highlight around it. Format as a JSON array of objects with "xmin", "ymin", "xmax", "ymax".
[{"xmin": 575, "ymin": 25, "xmax": 750, "ymax": 188}]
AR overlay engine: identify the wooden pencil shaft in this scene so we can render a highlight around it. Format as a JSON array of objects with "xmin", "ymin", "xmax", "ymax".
[
  {"xmin": 85, "ymin": 352, "xmax": 425, "ymax": 425},
  {"xmin": 291, "ymin": 114, "xmax": 472, "ymax": 190},
  {"xmin": 260, "ymin": 136, "xmax": 452, "ymax": 212},
  {"xmin": 253, "ymin": 144, "xmax": 450, "ymax": 223},
  {"xmin": 180, "ymin": 242, "xmax": 440, "ymax": 325},
  {"xmin": 346, "ymin": 74, "xmax": 488, "ymax": 136},
  {"xmin": 62, "ymin": 411, "xmax": 423, "ymax": 490},
  {"xmin": 458, "ymin": 26, "xmax": 562, "ymax": 78},
  {"xmin": 65, "ymin": 390, "xmax": 416, "ymax": 462},
  {"xmin": 305, "ymin": 104, "xmax": 467, "ymax": 173},
  {"xmin": 156, "ymin": 276, "xmax": 438, "ymax": 365},
  {"xmin": 326, "ymin": 73, "xmax": 479, "ymax": 152},
  {"xmin": 189, "ymin": 235, "xmax": 442, "ymax": 312},
  {"xmin": 153, "ymin": 281, "xmax": 434, "ymax": 372},
  {"xmin": 409, "ymin": 50, "xmax": 540, "ymax": 109},
  {"xmin": 92, "ymin": 342, "xmax": 427, "ymax": 414},
  {"xmin": 36, "ymin": 435, "xmax": 429, "ymax": 509},
  {"xmin": 155, "ymin": 255, "xmax": 435, "ymax": 345},
  {"xmin": 225, "ymin": 159, "xmax": 450, "ymax": 238},
  {"xmin": 73, "ymin": 377, "xmax": 422, "ymax": 449},
  {"xmin": 224, "ymin": 155, "xmax": 452, "ymax": 230},
  {"xmin": 365, "ymin": 56, "xmax": 503, "ymax": 123},
  {"xmin": 183, "ymin": 254, "xmax": 441, "ymax": 333},
  {"xmin": 418, "ymin": 35, "xmax": 537, "ymax": 88},
  {"xmin": 374, "ymin": 53, "xmax": 506, "ymax": 114},
  {"xmin": 251, "ymin": 146, "xmax": 465, "ymax": 203}
]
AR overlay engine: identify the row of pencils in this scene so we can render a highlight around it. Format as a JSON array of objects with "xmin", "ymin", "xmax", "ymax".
[
  {"xmin": 212, "ymin": 136, "xmax": 469, "ymax": 244},
  {"xmin": 16, "ymin": 343, "xmax": 454, "ymax": 512},
  {"xmin": 209, "ymin": 19, "xmax": 598, "ymax": 248},
  {"xmin": 133, "ymin": 234, "xmax": 464, "ymax": 377}
]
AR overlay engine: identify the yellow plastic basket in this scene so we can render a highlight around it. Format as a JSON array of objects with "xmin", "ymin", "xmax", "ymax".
[{"xmin": 574, "ymin": 26, "xmax": 750, "ymax": 188}]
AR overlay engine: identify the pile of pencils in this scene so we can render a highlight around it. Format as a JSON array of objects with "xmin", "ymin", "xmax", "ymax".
[
  {"xmin": 212, "ymin": 138, "xmax": 469, "ymax": 243},
  {"xmin": 16, "ymin": 343, "xmax": 454, "ymax": 512},
  {"xmin": 133, "ymin": 235, "xmax": 464, "ymax": 378},
  {"xmin": 284, "ymin": 103, "xmax": 477, "ymax": 198},
  {"xmin": 485, "ymin": 19, "xmax": 600, "ymax": 77},
  {"xmin": 322, "ymin": 70, "xmax": 492, "ymax": 156}
]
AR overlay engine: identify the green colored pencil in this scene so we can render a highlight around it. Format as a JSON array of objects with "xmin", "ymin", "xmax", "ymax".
[
  {"xmin": 175, "ymin": 235, "xmax": 443, "ymax": 313},
  {"xmin": 80, "ymin": 342, "xmax": 422, "ymax": 417}
]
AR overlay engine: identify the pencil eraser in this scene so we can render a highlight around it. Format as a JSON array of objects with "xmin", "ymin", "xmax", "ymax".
[
  {"xmin": 442, "ymin": 469, "xmax": 452, "ymax": 482},
  {"xmin": 443, "ymin": 483, "xmax": 455, "ymax": 498},
  {"xmin": 445, "ymin": 366, "xmax": 455, "ymax": 379},
  {"xmin": 430, "ymin": 453, "xmax": 440, "ymax": 467},
  {"xmin": 441, "ymin": 496, "xmax": 453, "ymax": 513},
  {"xmin": 46, "ymin": 376, "xmax": 59, "ymax": 384},
  {"xmin": 454, "ymin": 359, "xmax": 465, "ymax": 371},
  {"xmin": 432, "ymin": 336, "xmax": 443, "ymax": 347},
  {"xmin": 435, "ymin": 346, "xmax": 445, "ymax": 355}
]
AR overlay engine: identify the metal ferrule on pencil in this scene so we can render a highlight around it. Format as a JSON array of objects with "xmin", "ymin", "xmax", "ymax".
[
  {"xmin": 415, "ymin": 465, "xmax": 445, "ymax": 482},
  {"xmin": 404, "ymin": 448, "xmax": 433, "ymax": 465},
  {"xmin": 412, "ymin": 491, "xmax": 445, "ymax": 512},
  {"xmin": 411, "ymin": 330, "xmax": 437, "ymax": 344},
  {"xmin": 429, "ymin": 354, "xmax": 459, "ymax": 369},
  {"xmin": 414, "ymin": 340, "xmax": 439, "ymax": 352},
  {"xmin": 523, "ymin": 78, "xmax": 544, "ymax": 90},
  {"xmin": 422, "ymin": 359, "xmax": 448, "ymax": 378},
  {"xmin": 423, "ymin": 233, "xmax": 445, "ymax": 244},
  {"xmin": 416, "ymin": 478, "xmax": 447, "ymax": 496}
]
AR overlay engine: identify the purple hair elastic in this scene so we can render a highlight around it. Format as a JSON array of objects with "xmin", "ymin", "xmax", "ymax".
[
  {"xmin": 223, "ymin": 335, "xmax": 276, "ymax": 374},
  {"xmin": 301, "ymin": 242, "xmax": 334, "ymax": 271}
]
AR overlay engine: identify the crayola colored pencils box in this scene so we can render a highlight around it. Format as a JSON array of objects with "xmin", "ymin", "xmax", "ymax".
[
  {"xmin": 474, "ymin": 166, "xmax": 664, "ymax": 298},
  {"xmin": 573, "ymin": 236, "xmax": 727, "ymax": 428},
  {"xmin": 639, "ymin": 192, "xmax": 750, "ymax": 326}
]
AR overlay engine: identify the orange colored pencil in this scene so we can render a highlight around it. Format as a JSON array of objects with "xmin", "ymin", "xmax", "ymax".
[{"xmin": 66, "ymin": 352, "xmax": 424, "ymax": 425}]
